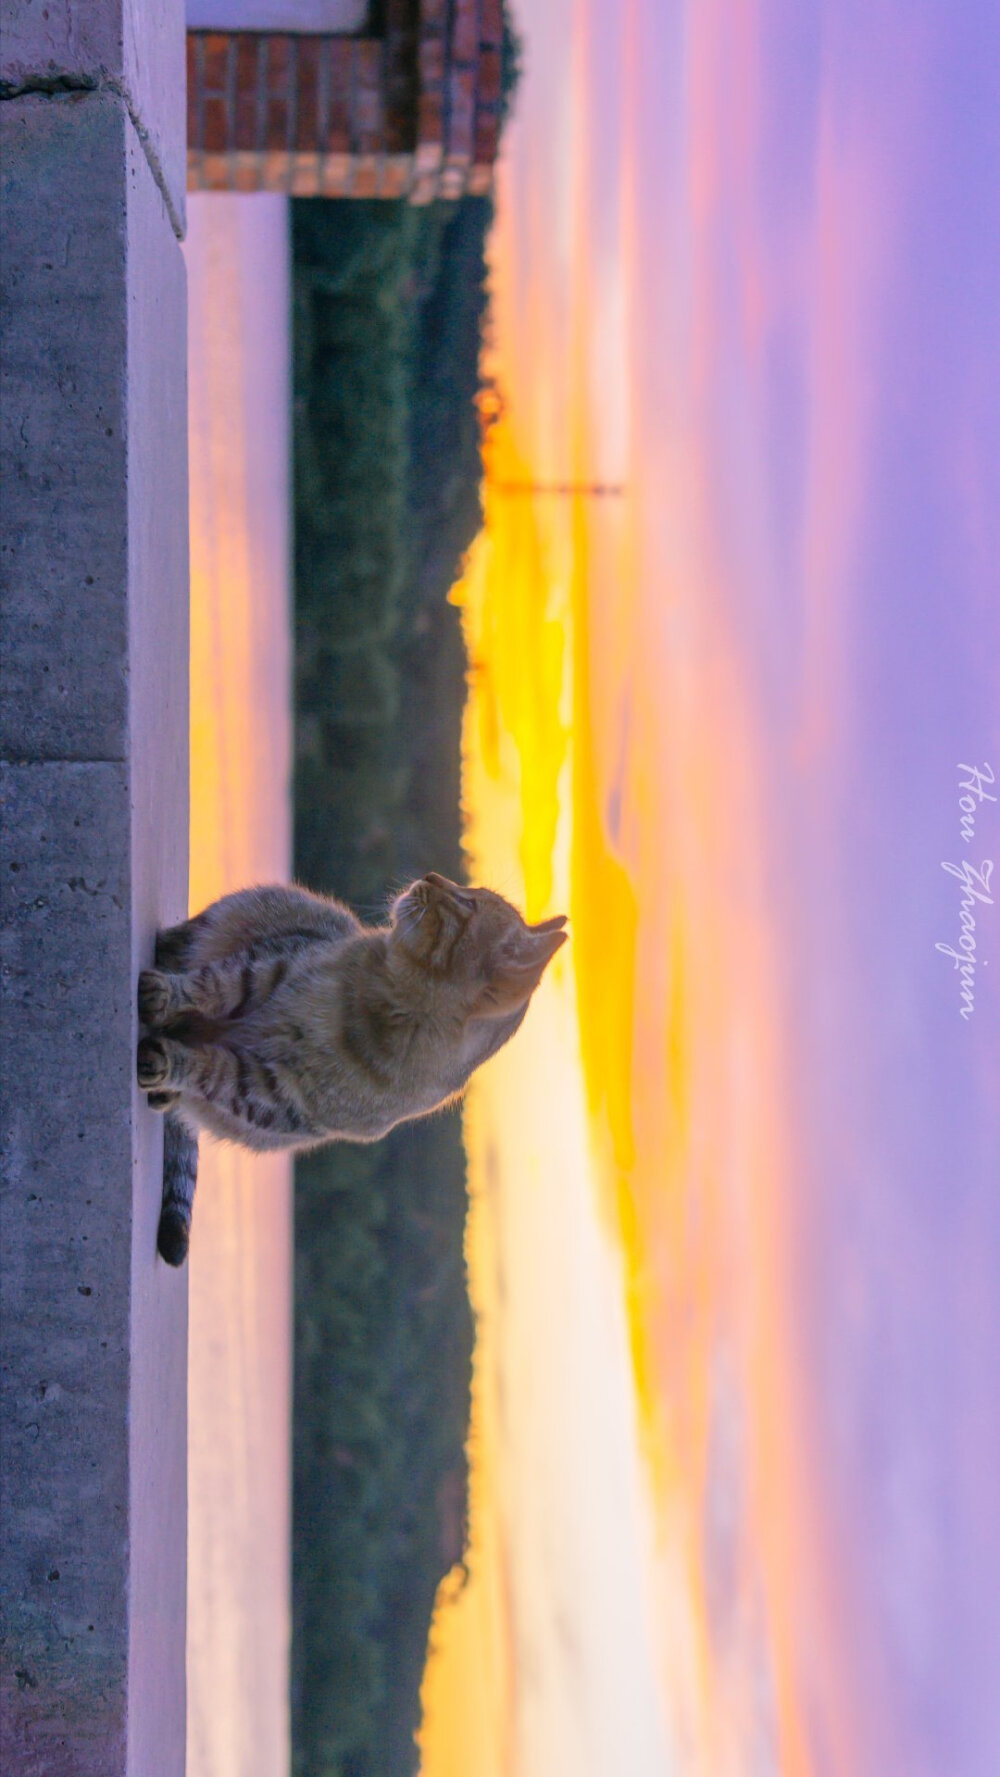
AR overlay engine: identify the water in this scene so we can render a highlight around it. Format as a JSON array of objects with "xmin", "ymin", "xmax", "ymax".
[{"xmin": 184, "ymin": 194, "xmax": 293, "ymax": 1777}]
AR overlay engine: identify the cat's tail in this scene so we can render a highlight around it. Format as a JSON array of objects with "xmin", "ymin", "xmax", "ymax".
[{"xmin": 159, "ymin": 1112, "xmax": 199, "ymax": 1267}]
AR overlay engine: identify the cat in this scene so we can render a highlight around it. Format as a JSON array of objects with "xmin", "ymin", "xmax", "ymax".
[{"xmin": 137, "ymin": 874, "xmax": 568, "ymax": 1266}]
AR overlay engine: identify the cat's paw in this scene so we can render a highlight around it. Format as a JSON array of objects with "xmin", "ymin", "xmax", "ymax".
[
  {"xmin": 146, "ymin": 1089, "xmax": 179, "ymax": 1112},
  {"xmin": 155, "ymin": 916, "xmax": 202, "ymax": 972},
  {"xmin": 137, "ymin": 1036, "xmax": 170, "ymax": 1090},
  {"xmin": 138, "ymin": 969, "xmax": 172, "ymax": 1028}
]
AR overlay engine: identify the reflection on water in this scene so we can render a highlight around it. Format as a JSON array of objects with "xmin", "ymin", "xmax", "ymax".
[
  {"xmin": 421, "ymin": 3, "xmax": 999, "ymax": 1775},
  {"xmin": 184, "ymin": 195, "xmax": 293, "ymax": 1777}
]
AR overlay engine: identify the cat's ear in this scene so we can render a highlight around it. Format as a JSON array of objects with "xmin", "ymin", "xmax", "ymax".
[{"xmin": 473, "ymin": 926, "xmax": 567, "ymax": 1019}]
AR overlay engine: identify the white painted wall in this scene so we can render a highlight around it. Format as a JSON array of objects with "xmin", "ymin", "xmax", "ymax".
[{"xmin": 184, "ymin": 192, "xmax": 294, "ymax": 1777}]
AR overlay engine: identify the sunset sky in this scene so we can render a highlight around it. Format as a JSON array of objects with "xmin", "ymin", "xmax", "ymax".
[{"xmin": 420, "ymin": 4, "xmax": 1000, "ymax": 1775}]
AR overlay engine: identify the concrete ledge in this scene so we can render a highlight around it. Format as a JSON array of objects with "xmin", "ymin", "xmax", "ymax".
[
  {"xmin": 0, "ymin": 0, "xmax": 186, "ymax": 235},
  {"xmin": 2, "ymin": 93, "xmax": 132, "ymax": 761},
  {"xmin": 1, "ymin": 765, "xmax": 134, "ymax": 1775},
  {"xmin": 0, "ymin": 71, "xmax": 189, "ymax": 1777}
]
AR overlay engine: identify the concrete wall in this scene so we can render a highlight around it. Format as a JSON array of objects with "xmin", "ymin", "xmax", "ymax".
[
  {"xmin": 0, "ymin": 6, "xmax": 189, "ymax": 1774},
  {"xmin": 1, "ymin": 0, "xmax": 186, "ymax": 237}
]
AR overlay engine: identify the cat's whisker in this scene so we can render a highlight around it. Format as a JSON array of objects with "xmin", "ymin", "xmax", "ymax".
[{"xmin": 397, "ymin": 898, "xmax": 430, "ymax": 941}]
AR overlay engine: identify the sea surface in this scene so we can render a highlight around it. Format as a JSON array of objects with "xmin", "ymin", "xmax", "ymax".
[
  {"xmin": 184, "ymin": 194, "xmax": 293, "ymax": 1777},
  {"xmin": 420, "ymin": 5, "xmax": 1000, "ymax": 1775}
]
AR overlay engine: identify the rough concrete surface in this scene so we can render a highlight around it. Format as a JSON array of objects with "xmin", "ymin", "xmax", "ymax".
[
  {"xmin": 1, "ymin": 764, "xmax": 135, "ymax": 1775},
  {"xmin": 1, "ymin": 32, "xmax": 189, "ymax": 1777},
  {"xmin": 1, "ymin": 94, "xmax": 132, "ymax": 763},
  {"xmin": 0, "ymin": 0, "xmax": 186, "ymax": 235}
]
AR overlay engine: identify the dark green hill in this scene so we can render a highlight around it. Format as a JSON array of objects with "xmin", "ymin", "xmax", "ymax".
[{"xmin": 291, "ymin": 194, "xmax": 492, "ymax": 1777}]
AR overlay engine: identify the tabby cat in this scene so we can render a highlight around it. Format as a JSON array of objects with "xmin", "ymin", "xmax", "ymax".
[{"xmin": 138, "ymin": 874, "xmax": 568, "ymax": 1265}]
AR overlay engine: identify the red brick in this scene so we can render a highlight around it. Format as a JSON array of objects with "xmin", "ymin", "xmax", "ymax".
[
  {"xmin": 264, "ymin": 36, "xmax": 293, "ymax": 149},
  {"xmin": 418, "ymin": 87, "xmax": 444, "ymax": 144},
  {"xmin": 320, "ymin": 153, "xmax": 351, "ymax": 196},
  {"xmin": 203, "ymin": 93, "xmax": 228, "ymax": 155},
  {"xmin": 474, "ymin": 107, "xmax": 499, "ymax": 163},
  {"xmin": 323, "ymin": 40, "xmax": 353, "ymax": 154},
  {"xmin": 383, "ymin": 112, "xmax": 408, "ymax": 155},
  {"xmin": 479, "ymin": 0, "xmax": 504, "ymax": 48},
  {"xmin": 477, "ymin": 46, "xmax": 502, "ymax": 107},
  {"xmin": 266, "ymin": 35, "xmax": 293, "ymax": 83},
  {"xmin": 291, "ymin": 153, "xmax": 322, "ymax": 196},
  {"xmin": 200, "ymin": 152, "xmax": 231, "ymax": 191},
  {"xmin": 200, "ymin": 32, "xmax": 230, "ymax": 95},
  {"xmin": 354, "ymin": 81, "xmax": 384, "ymax": 153},
  {"xmin": 187, "ymin": 11, "xmax": 517, "ymax": 187},
  {"xmin": 233, "ymin": 152, "xmax": 263, "ymax": 193},
  {"xmin": 448, "ymin": 67, "xmax": 475, "ymax": 158},
  {"xmin": 353, "ymin": 159, "xmax": 379, "ymax": 197},
  {"xmin": 356, "ymin": 40, "xmax": 383, "ymax": 85},
  {"xmin": 452, "ymin": 0, "xmax": 479, "ymax": 65},
  {"xmin": 261, "ymin": 148, "xmax": 291, "ymax": 188},
  {"xmin": 353, "ymin": 41, "xmax": 384, "ymax": 153},
  {"xmin": 186, "ymin": 34, "xmax": 200, "ymax": 150},
  {"xmin": 234, "ymin": 33, "xmax": 261, "ymax": 150},
  {"xmin": 296, "ymin": 37, "xmax": 322, "ymax": 152},
  {"xmin": 419, "ymin": 34, "xmax": 445, "ymax": 88}
]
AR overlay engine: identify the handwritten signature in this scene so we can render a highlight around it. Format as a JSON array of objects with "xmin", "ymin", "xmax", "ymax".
[{"xmin": 935, "ymin": 762, "xmax": 995, "ymax": 1020}]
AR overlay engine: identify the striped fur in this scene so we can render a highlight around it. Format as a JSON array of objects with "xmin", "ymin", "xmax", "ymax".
[
  {"xmin": 141, "ymin": 878, "xmax": 567, "ymax": 1265},
  {"xmin": 159, "ymin": 1112, "xmax": 199, "ymax": 1267}
]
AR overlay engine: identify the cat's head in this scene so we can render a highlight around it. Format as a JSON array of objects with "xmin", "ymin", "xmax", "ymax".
[{"xmin": 388, "ymin": 873, "xmax": 568, "ymax": 1022}]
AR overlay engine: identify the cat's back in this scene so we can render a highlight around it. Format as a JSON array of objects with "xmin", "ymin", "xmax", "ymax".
[{"xmin": 182, "ymin": 882, "xmax": 362, "ymax": 969}]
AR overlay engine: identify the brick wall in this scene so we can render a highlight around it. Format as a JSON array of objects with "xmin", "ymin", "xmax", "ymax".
[{"xmin": 186, "ymin": 0, "xmax": 505, "ymax": 200}]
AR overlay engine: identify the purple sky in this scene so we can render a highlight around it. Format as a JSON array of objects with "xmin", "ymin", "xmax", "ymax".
[{"xmin": 624, "ymin": 2, "xmax": 999, "ymax": 1769}]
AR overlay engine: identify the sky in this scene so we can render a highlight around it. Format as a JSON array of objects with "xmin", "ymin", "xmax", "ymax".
[{"xmin": 419, "ymin": 4, "xmax": 1000, "ymax": 1775}]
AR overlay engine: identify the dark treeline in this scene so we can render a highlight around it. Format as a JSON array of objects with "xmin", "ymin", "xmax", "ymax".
[{"xmin": 291, "ymin": 195, "xmax": 492, "ymax": 1777}]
